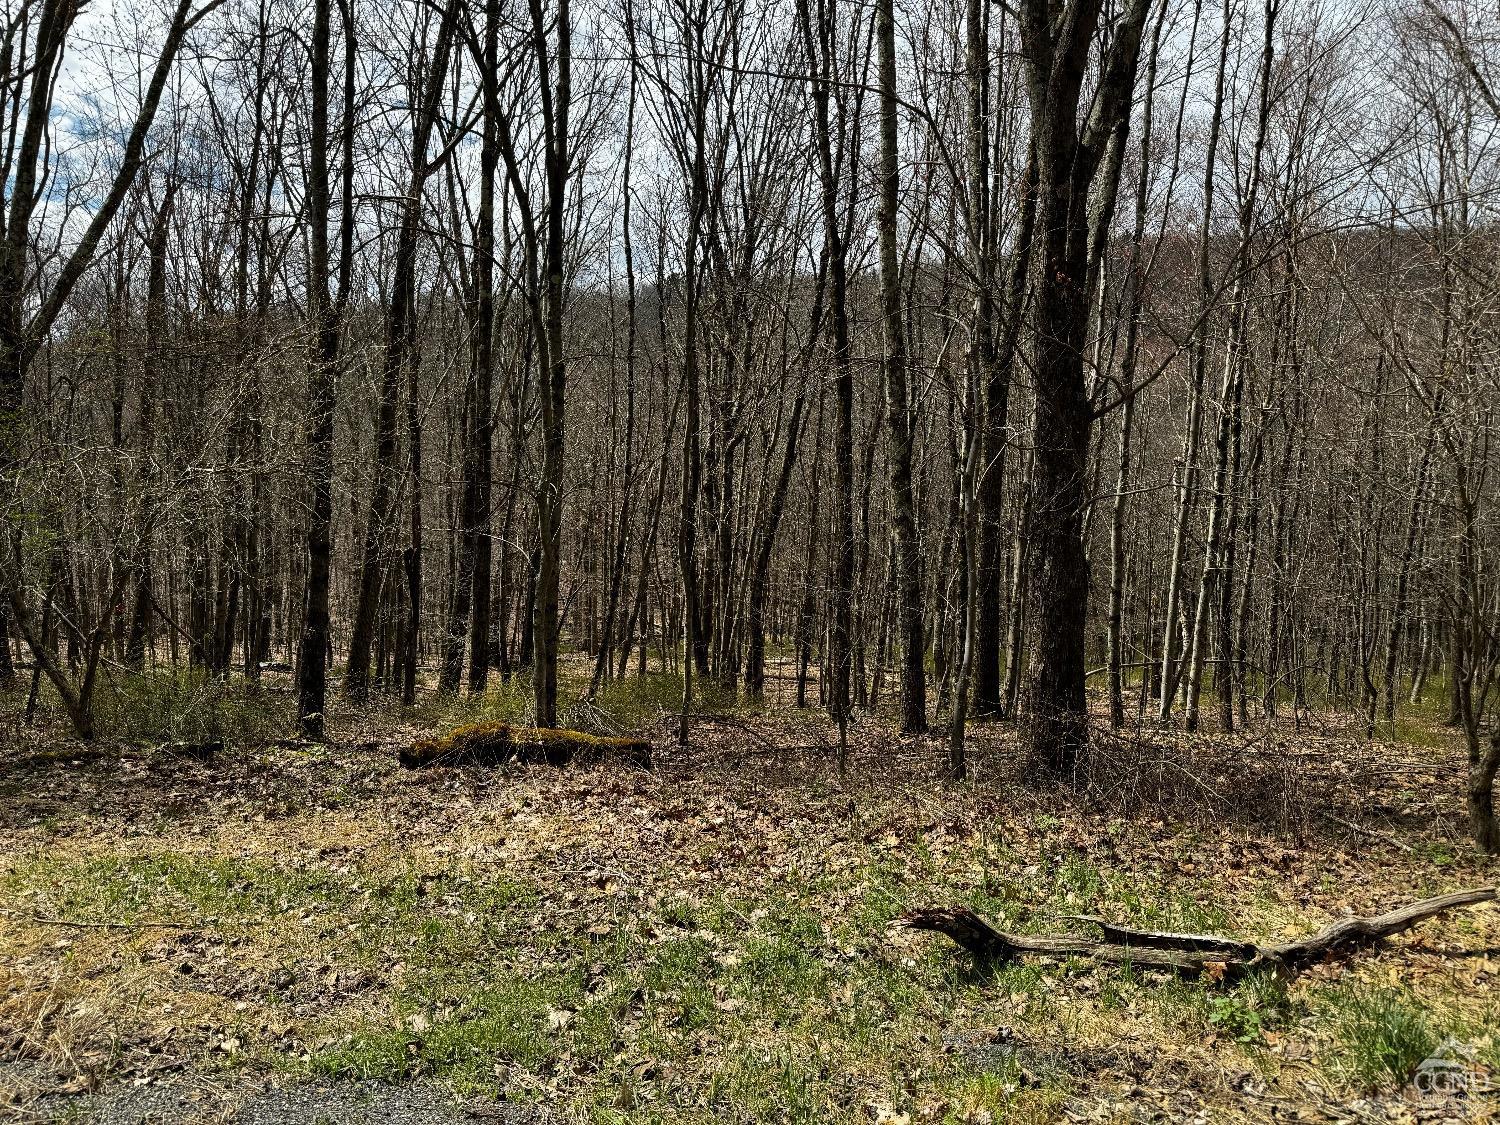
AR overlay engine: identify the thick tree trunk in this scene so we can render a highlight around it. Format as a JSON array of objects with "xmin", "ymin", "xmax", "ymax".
[
  {"xmin": 0, "ymin": 604, "xmax": 12, "ymax": 685},
  {"xmin": 1019, "ymin": 203, "xmax": 1092, "ymax": 774},
  {"xmin": 1471, "ymin": 731, "xmax": 1500, "ymax": 854},
  {"xmin": 402, "ymin": 324, "xmax": 424, "ymax": 706},
  {"xmin": 967, "ymin": 0, "xmax": 1005, "ymax": 721},
  {"xmin": 876, "ymin": 0, "xmax": 927, "ymax": 735},
  {"xmin": 675, "ymin": 35, "xmax": 708, "ymax": 741},
  {"xmin": 532, "ymin": 0, "xmax": 572, "ymax": 730},
  {"xmin": 1017, "ymin": 0, "xmax": 1150, "ymax": 775},
  {"xmin": 295, "ymin": 0, "xmax": 344, "ymax": 740}
]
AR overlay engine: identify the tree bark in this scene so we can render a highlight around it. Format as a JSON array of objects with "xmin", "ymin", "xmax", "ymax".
[
  {"xmin": 1017, "ymin": 0, "xmax": 1151, "ymax": 776},
  {"xmin": 876, "ymin": 0, "xmax": 927, "ymax": 735},
  {"xmin": 295, "ymin": 0, "xmax": 347, "ymax": 739}
]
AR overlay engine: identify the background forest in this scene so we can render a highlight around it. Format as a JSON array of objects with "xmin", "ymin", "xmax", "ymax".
[{"xmin": 4, "ymin": 0, "xmax": 1500, "ymax": 793}]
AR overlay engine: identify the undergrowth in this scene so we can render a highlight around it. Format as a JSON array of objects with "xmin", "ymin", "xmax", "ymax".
[{"xmin": 93, "ymin": 668, "xmax": 289, "ymax": 748}]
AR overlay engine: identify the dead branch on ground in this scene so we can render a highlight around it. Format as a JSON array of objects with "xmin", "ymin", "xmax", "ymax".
[{"xmin": 902, "ymin": 887, "xmax": 1497, "ymax": 977}]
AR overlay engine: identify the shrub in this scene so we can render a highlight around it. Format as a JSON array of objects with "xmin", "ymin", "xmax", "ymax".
[
  {"xmin": 95, "ymin": 668, "xmax": 289, "ymax": 748},
  {"xmin": 405, "ymin": 675, "xmax": 536, "ymax": 731},
  {"xmin": 588, "ymin": 671, "xmax": 740, "ymax": 732},
  {"xmin": 1207, "ymin": 972, "xmax": 1291, "ymax": 1045}
]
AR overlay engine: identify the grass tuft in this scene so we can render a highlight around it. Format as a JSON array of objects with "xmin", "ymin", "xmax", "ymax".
[
  {"xmin": 1327, "ymin": 984, "xmax": 1438, "ymax": 1089},
  {"xmin": 1206, "ymin": 971, "xmax": 1292, "ymax": 1045}
]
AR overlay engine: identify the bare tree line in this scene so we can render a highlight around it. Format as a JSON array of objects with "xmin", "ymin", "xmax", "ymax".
[{"xmin": 4, "ymin": 0, "xmax": 1500, "ymax": 847}]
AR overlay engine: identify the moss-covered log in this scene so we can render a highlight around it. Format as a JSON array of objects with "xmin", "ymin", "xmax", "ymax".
[{"xmin": 398, "ymin": 722, "xmax": 652, "ymax": 769}]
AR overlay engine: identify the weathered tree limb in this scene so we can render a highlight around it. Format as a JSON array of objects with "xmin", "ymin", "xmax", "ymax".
[
  {"xmin": 1060, "ymin": 914, "xmax": 1261, "ymax": 959},
  {"xmin": 1266, "ymin": 886, "xmax": 1497, "ymax": 967},
  {"xmin": 1316, "ymin": 809, "xmax": 1416, "ymax": 853},
  {"xmin": 902, "ymin": 887, "xmax": 1497, "ymax": 977}
]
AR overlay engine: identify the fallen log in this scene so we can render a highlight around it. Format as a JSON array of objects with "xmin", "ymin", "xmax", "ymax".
[
  {"xmin": 160, "ymin": 739, "xmax": 222, "ymax": 762},
  {"xmin": 399, "ymin": 722, "xmax": 652, "ymax": 770},
  {"xmin": 902, "ymin": 886, "xmax": 1497, "ymax": 978}
]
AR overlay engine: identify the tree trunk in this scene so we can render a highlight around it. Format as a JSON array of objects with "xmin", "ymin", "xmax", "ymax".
[
  {"xmin": 876, "ymin": 0, "xmax": 927, "ymax": 735},
  {"xmin": 440, "ymin": 1, "xmax": 498, "ymax": 697},
  {"xmin": 1471, "ymin": 730, "xmax": 1500, "ymax": 854},
  {"xmin": 1159, "ymin": 1, "xmax": 1231, "ymax": 721},
  {"xmin": 295, "ymin": 0, "xmax": 346, "ymax": 740},
  {"xmin": 1017, "ymin": 0, "xmax": 1151, "ymax": 776}
]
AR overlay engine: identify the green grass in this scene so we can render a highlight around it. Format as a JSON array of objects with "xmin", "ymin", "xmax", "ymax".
[
  {"xmin": 3, "ymin": 852, "xmax": 355, "ymax": 924},
  {"xmin": 1324, "ymin": 984, "xmax": 1439, "ymax": 1089},
  {"xmin": 402, "ymin": 668, "xmax": 748, "ymax": 738},
  {"xmin": 308, "ymin": 969, "xmax": 578, "ymax": 1087},
  {"xmin": 6, "ymin": 774, "xmax": 1492, "ymax": 1124},
  {"xmin": 587, "ymin": 670, "xmax": 744, "ymax": 731},
  {"xmin": 403, "ymin": 676, "xmax": 535, "ymax": 731},
  {"xmin": 297, "ymin": 887, "xmax": 865, "ymax": 1108},
  {"xmin": 583, "ymin": 671, "xmax": 687, "ymax": 731},
  {"xmin": 281, "ymin": 871, "xmax": 1078, "ymax": 1119}
]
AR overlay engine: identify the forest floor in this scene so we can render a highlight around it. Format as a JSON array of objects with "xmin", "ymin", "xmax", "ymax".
[{"xmin": 2, "ymin": 666, "xmax": 1499, "ymax": 1123}]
